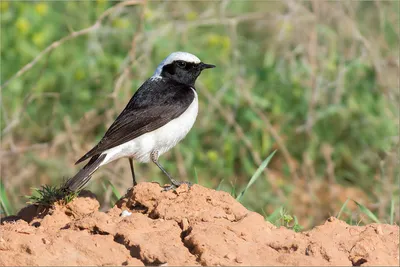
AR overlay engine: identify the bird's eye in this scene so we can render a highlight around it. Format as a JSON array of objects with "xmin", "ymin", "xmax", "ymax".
[{"xmin": 177, "ymin": 61, "xmax": 186, "ymax": 68}]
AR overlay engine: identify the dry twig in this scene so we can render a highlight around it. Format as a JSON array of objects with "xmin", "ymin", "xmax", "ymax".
[{"xmin": 0, "ymin": 0, "xmax": 145, "ymax": 92}]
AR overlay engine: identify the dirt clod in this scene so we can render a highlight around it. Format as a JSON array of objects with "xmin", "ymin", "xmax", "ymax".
[{"xmin": 1, "ymin": 182, "xmax": 398, "ymax": 266}]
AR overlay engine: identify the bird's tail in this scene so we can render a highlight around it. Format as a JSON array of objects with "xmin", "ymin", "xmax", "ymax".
[{"xmin": 62, "ymin": 154, "xmax": 107, "ymax": 192}]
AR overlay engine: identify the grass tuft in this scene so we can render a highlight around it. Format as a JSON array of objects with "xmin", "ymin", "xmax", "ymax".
[
  {"xmin": 26, "ymin": 184, "xmax": 78, "ymax": 207},
  {"xmin": 267, "ymin": 207, "xmax": 303, "ymax": 232},
  {"xmin": 354, "ymin": 200, "xmax": 381, "ymax": 224},
  {"xmin": 337, "ymin": 198, "xmax": 382, "ymax": 224}
]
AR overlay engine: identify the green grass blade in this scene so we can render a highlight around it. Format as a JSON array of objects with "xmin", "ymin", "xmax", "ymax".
[
  {"xmin": 216, "ymin": 179, "xmax": 224, "ymax": 191},
  {"xmin": 337, "ymin": 198, "xmax": 350, "ymax": 220},
  {"xmin": 101, "ymin": 181, "xmax": 108, "ymax": 192},
  {"xmin": 390, "ymin": 198, "xmax": 395, "ymax": 225},
  {"xmin": 230, "ymin": 183, "xmax": 236, "ymax": 198},
  {"xmin": 353, "ymin": 200, "xmax": 380, "ymax": 223},
  {"xmin": 107, "ymin": 180, "xmax": 121, "ymax": 199},
  {"xmin": 293, "ymin": 216, "xmax": 303, "ymax": 232},
  {"xmin": 193, "ymin": 167, "xmax": 199, "ymax": 184},
  {"xmin": 236, "ymin": 150, "xmax": 277, "ymax": 201},
  {"xmin": 0, "ymin": 180, "xmax": 14, "ymax": 216},
  {"xmin": 260, "ymin": 207, "xmax": 267, "ymax": 218}
]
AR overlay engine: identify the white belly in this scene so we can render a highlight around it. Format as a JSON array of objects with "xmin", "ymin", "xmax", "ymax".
[{"xmin": 100, "ymin": 89, "xmax": 198, "ymax": 165}]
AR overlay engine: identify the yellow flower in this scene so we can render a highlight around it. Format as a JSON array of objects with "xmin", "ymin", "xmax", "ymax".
[
  {"xmin": 207, "ymin": 150, "xmax": 218, "ymax": 162},
  {"xmin": 0, "ymin": 1, "xmax": 9, "ymax": 12},
  {"xmin": 207, "ymin": 34, "xmax": 231, "ymax": 51},
  {"xmin": 32, "ymin": 32, "xmax": 45, "ymax": 47},
  {"xmin": 207, "ymin": 34, "xmax": 220, "ymax": 46},
  {"xmin": 96, "ymin": 0, "xmax": 107, "ymax": 5},
  {"xmin": 185, "ymin": 11, "xmax": 198, "ymax": 21},
  {"xmin": 144, "ymin": 8, "xmax": 153, "ymax": 20},
  {"xmin": 221, "ymin": 36, "xmax": 231, "ymax": 51},
  {"xmin": 74, "ymin": 69, "xmax": 86, "ymax": 81},
  {"xmin": 35, "ymin": 3, "xmax": 49, "ymax": 16},
  {"xmin": 16, "ymin": 18, "xmax": 30, "ymax": 34},
  {"xmin": 112, "ymin": 18, "xmax": 130, "ymax": 29}
]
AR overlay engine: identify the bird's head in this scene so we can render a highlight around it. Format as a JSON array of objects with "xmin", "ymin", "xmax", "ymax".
[{"xmin": 153, "ymin": 52, "xmax": 215, "ymax": 86}]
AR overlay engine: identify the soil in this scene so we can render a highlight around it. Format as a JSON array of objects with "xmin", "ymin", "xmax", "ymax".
[{"xmin": 1, "ymin": 182, "xmax": 398, "ymax": 266}]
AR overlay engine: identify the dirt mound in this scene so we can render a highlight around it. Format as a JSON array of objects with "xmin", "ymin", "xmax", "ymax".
[{"xmin": 1, "ymin": 183, "xmax": 398, "ymax": 266}]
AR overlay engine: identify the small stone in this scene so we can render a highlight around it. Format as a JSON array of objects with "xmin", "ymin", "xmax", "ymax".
[{"xmin": 120, "ymin": 210, "xmax": 132, "ymax": 218}]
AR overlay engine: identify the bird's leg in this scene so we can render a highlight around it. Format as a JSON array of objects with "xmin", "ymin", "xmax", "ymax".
[
  {"xmin": 150, "ymin": 151, "xmax": 192, "ymax": 191},
  {"xmin": 150, "ymin": 151, "xmax": 179, "ymax": 187},
  {"xmin": 129, "ymin": 158, "xmax": 137, "ymax": 186}
]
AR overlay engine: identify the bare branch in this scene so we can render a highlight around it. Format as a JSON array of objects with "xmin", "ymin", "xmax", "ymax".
[{"xmin": 0, "ymin": 0, "xmax": 145, "ymax": 92}]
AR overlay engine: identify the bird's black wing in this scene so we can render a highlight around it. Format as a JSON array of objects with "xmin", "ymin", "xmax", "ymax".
[{"xmin": 75, "ymin": 78, "xmax": 195, "ymax": 164}]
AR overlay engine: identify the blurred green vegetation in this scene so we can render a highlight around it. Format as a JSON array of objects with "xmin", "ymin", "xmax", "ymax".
[{"xmin": 1, "ymin": 0, "xmax": 399, "ymax": 228}]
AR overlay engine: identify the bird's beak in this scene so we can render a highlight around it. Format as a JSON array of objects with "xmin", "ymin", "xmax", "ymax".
[{"xmin": 200, "ymin": 62, "xmax": 216, "ymax": 70}]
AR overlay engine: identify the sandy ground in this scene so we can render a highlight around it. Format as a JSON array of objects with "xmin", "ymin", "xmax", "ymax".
[{"xmin": 1, "ymin": 182, "xmax": 399, "ymax": 266}]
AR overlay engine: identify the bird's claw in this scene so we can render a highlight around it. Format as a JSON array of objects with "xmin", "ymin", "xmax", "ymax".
[{"xmin": 162, "ymin": 181, "xmax": 193, "ymax": 192}]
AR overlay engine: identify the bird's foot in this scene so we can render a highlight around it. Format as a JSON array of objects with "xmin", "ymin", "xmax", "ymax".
[{"xmin": 162, "ymin": 181, "xmax": 192, "ymax": 192}]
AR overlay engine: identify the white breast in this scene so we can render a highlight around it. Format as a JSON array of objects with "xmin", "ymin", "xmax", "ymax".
[{"xmin": 100, "ymin": 89, "xmax": 198, "ymax": 165}]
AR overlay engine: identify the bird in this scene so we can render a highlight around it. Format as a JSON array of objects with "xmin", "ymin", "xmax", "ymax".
[{"xmin": 62, "ymin": 51, "xmax": 215, "ymax": 192}]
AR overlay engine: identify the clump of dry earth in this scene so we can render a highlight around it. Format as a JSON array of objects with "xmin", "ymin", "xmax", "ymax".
[{"xmin": 1, "ymin": 183, "xmax": 398, "ymax": 266}]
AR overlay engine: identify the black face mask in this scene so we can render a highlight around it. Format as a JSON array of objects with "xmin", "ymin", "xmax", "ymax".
[{"xmin": 161, "ymin": 61, "xmax": 215, "ymax": 87}]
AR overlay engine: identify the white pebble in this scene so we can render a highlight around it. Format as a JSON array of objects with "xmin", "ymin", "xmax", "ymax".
[{"xmin": 120, "ymin": 210, "xmax": 132, "ymax": 218}]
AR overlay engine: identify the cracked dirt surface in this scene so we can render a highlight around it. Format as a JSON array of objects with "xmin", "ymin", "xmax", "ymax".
[{"xmin": 1, "ymin": 182, "xmax": 399, "ymax": 266}]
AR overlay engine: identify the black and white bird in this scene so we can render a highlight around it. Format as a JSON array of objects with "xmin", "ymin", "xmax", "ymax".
[{"xmin": 63, "ymin": 52, "xmax": 215, "ymax": 192}]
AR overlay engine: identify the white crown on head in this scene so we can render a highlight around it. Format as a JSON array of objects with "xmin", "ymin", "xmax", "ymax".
[{"xmin": 153, "ymin": 52, "xmax": 201, "ymax": 77}]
